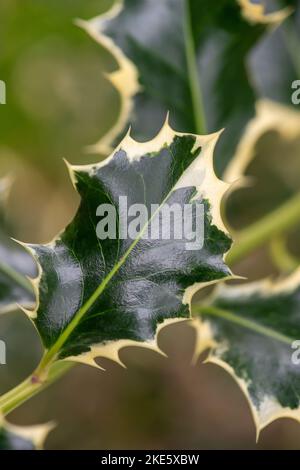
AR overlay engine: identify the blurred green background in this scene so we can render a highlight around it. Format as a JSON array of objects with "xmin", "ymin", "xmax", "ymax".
[{"xmin": 1, "ymin": 0, "xmax": 300, "ymax": 449}]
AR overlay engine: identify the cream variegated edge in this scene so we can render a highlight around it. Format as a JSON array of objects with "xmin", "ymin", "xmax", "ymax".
[
  {"xmin": 18, "ymin": 119, "xmax": 234, "ymax": 370},
  {"xmin": 0, "ymin": 300, "xmax": 34, "ymax": 316},
  {"xmin": 76, "ymin": 0, "xmax": 290, "ymax": 156},
  {"xmin": 224, "ymin": 100, "xmax": 300, "ymax": 183},
  {"xmin": 0, "ymin": 414, "xmax": 55, "ymax": 450},
  {"xmin": 238, "ymin": 0, "xmax": 291, "ymax": 25},
  {"xmin": 75, "ymin": 1, "xmax": 140, "ymax": 156},
  {"xmin": 192, "ymin": 267, "xmax": 300, "ymax": 441}
]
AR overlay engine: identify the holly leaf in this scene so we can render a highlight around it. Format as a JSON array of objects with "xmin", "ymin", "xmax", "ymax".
[
  {"xmin": 0, "ymin": 180, "xmax": 36, "ymax": 314},
  {"xmin": 250, "ymin": 0, "xmax": 300, "ymax": 107},
  {"xmin": 82, "ymin": 0, "xmax": 290, "ymax": 173},
  {"xmin": 0, "ymin": 417, "xmax": 53, "ymax": 450},
  {"xmin": 223, "ymin": 100, "xmax": 300, "ymax": 275},
  {"xmin": 225, "ymin": 100, "xmax": 300, "ymax": 228},
  {"xmin": 24, "ymin": 122, "xmax": 233, "ymax": 368},
  {"xmin": 194, "ymin": 269, "xmax": 300, "ymax": 437}
]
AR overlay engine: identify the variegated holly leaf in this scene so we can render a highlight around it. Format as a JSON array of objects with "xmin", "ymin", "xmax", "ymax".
[
  {"xmin": 24, "ymin": 122, "xmax": 233, "ymax": 368},
  {"xmin": 225, "ymin": 100, "xmax": 300, "ymax": 228},
  {"xmin": 82, "ymin": 0, "xmax": 289, "ymax": 173},
  {"xmin": 250, "ymin": 0, "xmax": 300, "ymax": 107},
  {"xmin": 193, "ymin": 268, "xmax": 300, "ymax": 437},
  {"xmin": 0, "ymin": 417, "xmax": 53, "ymax": 450},
  {"xmin": 223, "ymin": 100, "xmax": 300, "ymax": 272},
  {"xmin": 0, "ymin": 180, "xmax": 36, "ymax": 314}
]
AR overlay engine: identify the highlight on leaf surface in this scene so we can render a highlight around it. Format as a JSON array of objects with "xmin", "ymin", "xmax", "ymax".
[
  {"xmin": 82, "ymin": 0, "xmax": 289, "ymax": 173},
  {"xmin": 0, "ymin": 179, "xmax": 36, "ymax": 315},
  {"xmin": 193, "ymin": 268, "xmax": 300, "ymax": 437},
  {"xmin": 23, "ymin": 121, "xmax": 233, "ymax": 369},
  {"xmin": 0, "ymin": 416, "xmax": 54, "ymax": 450}
]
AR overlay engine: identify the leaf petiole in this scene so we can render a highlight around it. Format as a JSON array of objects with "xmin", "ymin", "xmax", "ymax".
[
  {"xmin": 0, "ymin": 361, "xmax": 73, "ymax": 416},
  {"xmin": 183, "ymin": 0, "xmax": 207, "ymax": 135},
  {"xmin": 226, "ymin": 191, "xmax": 300, "ymax": 266},
  {"xmin": 0, "ymin": 259, "xmax": 33, "ymax": 294}
]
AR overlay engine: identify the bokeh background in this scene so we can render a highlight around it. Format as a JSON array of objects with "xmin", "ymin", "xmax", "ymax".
[{"xmin": 1, "ymin": 0, "xmax": 300, "ymax": 449}]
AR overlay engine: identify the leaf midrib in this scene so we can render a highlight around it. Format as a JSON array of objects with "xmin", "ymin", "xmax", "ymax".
[
  {"xmin": 197, "ymin": 305, "xmax": 295, "ymax": 346},
  {"xmin": 183, "ymin": 0, "xmax": 206, "ymax": 134},
  {"xmin": 38, "ymin": 0, "xmax": 214, "ymax": 366},
  {"xmin": 40, "ymin": 157, "xmax": 198, "ymax": 366}
]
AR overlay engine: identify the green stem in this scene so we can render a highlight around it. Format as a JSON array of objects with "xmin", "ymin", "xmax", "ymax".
[
  {"xmin": 0, "ymin": 259, "xmax": 32, "ymax": 293},
  {"xmin": 196, "ymin": 305, "xmax": 294, "ymax": 345},
  {"xmin": 183, "ymin": 0, "xmax": 207, "ymax": 134},
  {"xmin": 226, "ymin": 192, "xmax": 300, "ymax": 266},
  {"xmin": 0, "ymin": 361, "xmax": 73, "ymax": 416},
  {"xmin": 0, "ymin": 378, "xmax": 40, "ymax": 416},
  {"xmin": 269, "ymin": 236, "xmax": 299, "ymax": 273}
]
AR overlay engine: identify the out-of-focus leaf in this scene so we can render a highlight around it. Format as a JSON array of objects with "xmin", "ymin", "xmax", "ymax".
[
  {"xmin": 250, "ymin": 0, "xmax": 300, "ymax": 106},
  {"xmin": 194, "ymin": 268, "xmax": 300, "ymax": 436},
  {"xmin": 0, "ymin": 417, "xmax": 53, "ymax": 450},
  {"xmin": 24, "ymin": 122, "xmax": 233, "ymax": 367},
  {"xmin": 225, "ymin": 100, "xmax": 300, "ymax": 230},
  {"xmin": 84, "ymin": 0, "xmax": 289, "ymax": 173},
  {"xmin": 0, "ymin": 0, "xmax": 113, "ymax": 174},
  {"xmin": 0, "ymin": 179, "xmax": 36, "ymax": 314}
]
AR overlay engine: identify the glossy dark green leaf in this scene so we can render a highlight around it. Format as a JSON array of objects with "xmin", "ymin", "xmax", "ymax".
[
  {"xmin": 87, "ymin": 0, "xmax": 289, "ymax": 174},
  {"xmin": 0, "ymin": 180, "xmax": 36, "ymax": 314},
  {"xmin": 26, "ymin": 124, "xmax": 232, "ymax": 366},
  {"xmin": 194, "ymin": 268, "xmax": 300, "ymax": 435}
]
